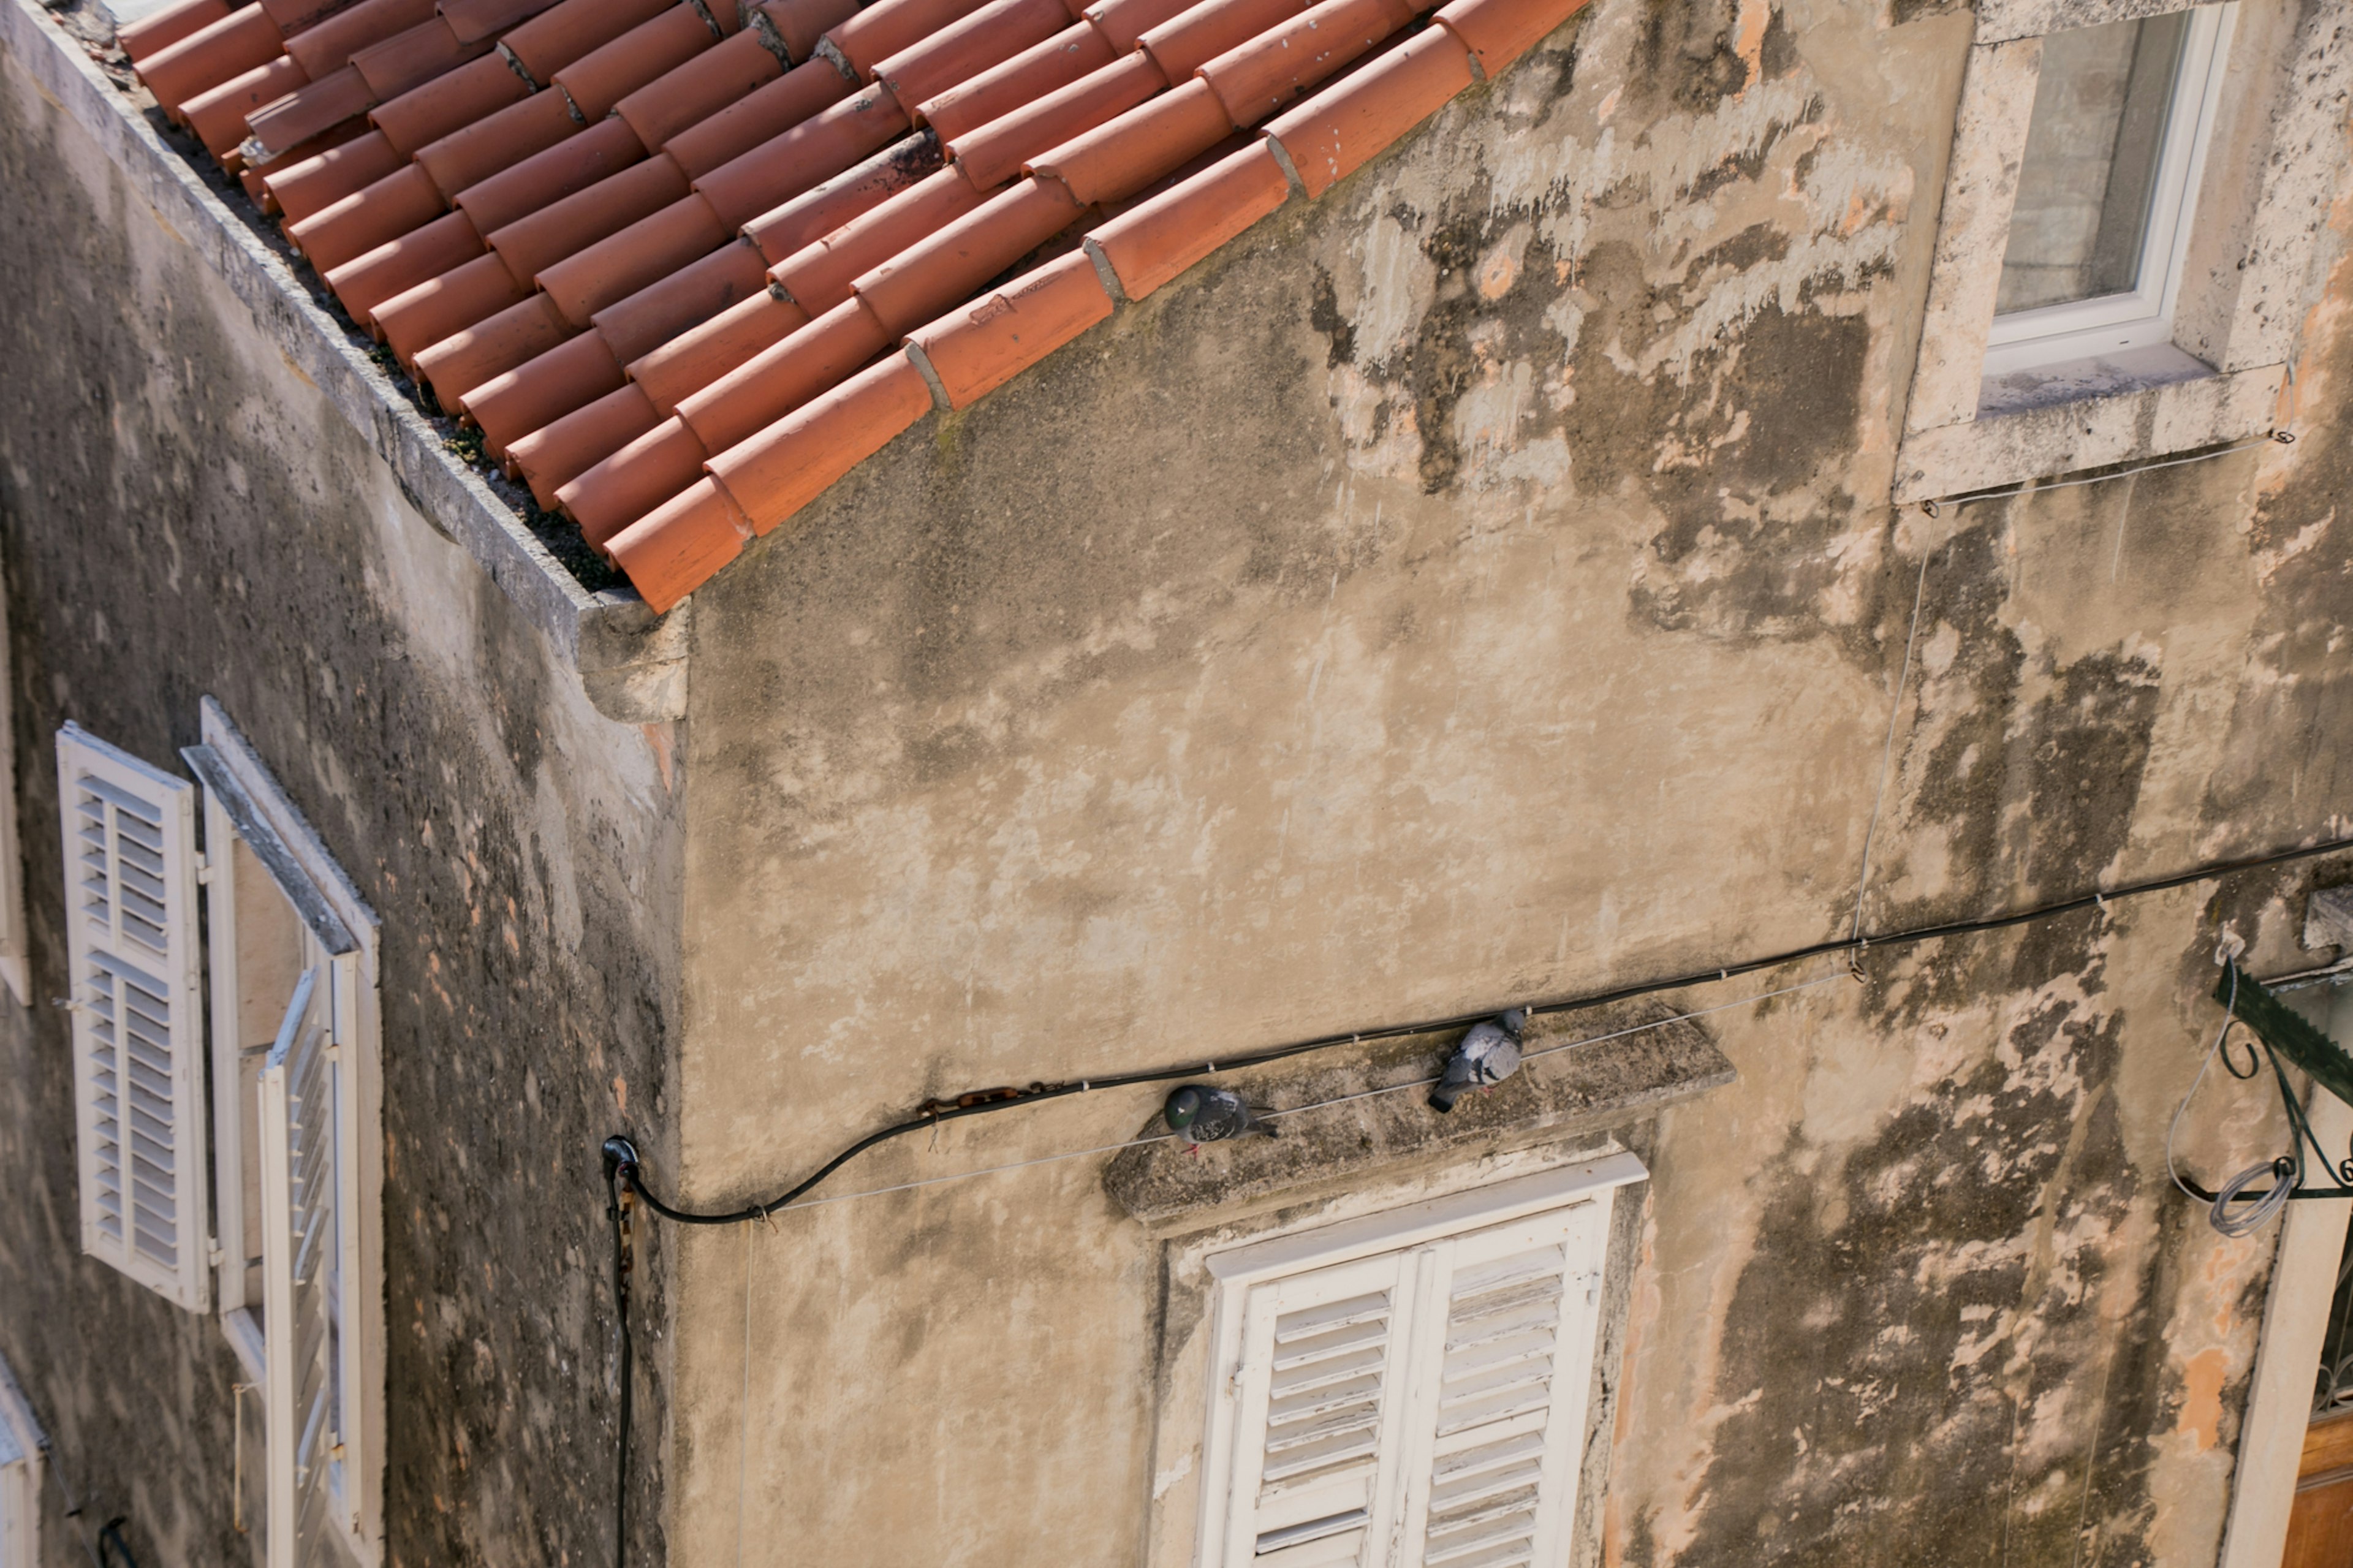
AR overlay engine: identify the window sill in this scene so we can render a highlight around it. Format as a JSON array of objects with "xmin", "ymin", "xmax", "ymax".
[
  {"xmin": 1977, "ymin": 342, "xmax": 2215, "ymax": 418},
  {"xmin": 1893, "ymin": 360, "xmax": 2284, "ymax": 504},
  {"xmin": 1102, "ymin": 1000, "xmax": 1735, "ymax": 1225}
]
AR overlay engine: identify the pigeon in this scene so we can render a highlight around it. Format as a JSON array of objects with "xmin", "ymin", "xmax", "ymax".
[
  {"xmin": 1429, "ymin": 1009, "xmax": 1528, "ymax": 1112},
  {"xmin": 1164, "ymin": 1085, "xmax": 1279, "ymax": 1146}
]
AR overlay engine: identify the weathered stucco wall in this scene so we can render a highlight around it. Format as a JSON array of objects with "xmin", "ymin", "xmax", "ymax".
[
  {"xmin": 662, "ymin": 0, "xmax": 2353, "ymax": 1558},
  {"xmin": 0, "ymin": 28, "xmax": 686, "ymax": 1565}
]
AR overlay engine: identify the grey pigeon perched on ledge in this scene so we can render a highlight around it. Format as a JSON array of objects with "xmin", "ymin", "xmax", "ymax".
[
  {"xmin": 1430, "ymin": 1009, "xmax": 1528, "ymax": 1112},
  {"xmin": 1164, "ymin": 1085, "xmax": 1278, "ymax": 1147}
]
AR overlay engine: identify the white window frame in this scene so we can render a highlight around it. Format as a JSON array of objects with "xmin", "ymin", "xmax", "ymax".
[
  {"xmin": 1892, "ymin": 0, "xmax": 2347, "ymax": 504},
  {"xmin": 1979, "ymin": 4, "xmax": 2237, "ymax": 378},
  {"xmin": 55, "ymin": 722, "xmax": 210, "ymax": 1310},
  {"xmin": 1193, "ymin": 1152, "xmax": 1644, "ymax": 1568},
  {"xmin": 186, "ymin": 697, "xmax": 384, "ymax": 1568},
  {"xmin": 0, "ymin": 1352, "xmax": 42, "ymax": 1568}
]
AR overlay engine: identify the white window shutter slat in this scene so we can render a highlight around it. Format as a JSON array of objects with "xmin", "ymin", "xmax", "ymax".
[
  {"xmin": 1395, "ymin": 1206, "xmax": 1612, "ymax": 1568},
  {"xmin": 55, "ymin": 724, "xmax": 207, "ymax": 1310},
  {"xmin": 260, "ymin": 966, "xmax": 341, "ymax": 1568}
]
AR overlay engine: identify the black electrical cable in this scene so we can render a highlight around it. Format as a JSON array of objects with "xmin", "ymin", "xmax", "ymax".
[
  {"xmin": 607, "ymin": 830, "xmax": 2353, "ymax": 1224},
  {"xmin": 95, "ymin": 1520, "xmax": 137, "ymax": 1568},
  {"xmin": 601, "ymin": 1145, "xmax": 634, "ymax": 1568}
]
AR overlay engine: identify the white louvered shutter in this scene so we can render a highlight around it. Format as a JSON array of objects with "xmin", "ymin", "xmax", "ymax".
[
  {"xmin": 56, "ymin": 725, "xmax": 208, "ymax": 1309},
  {"xmin": 1224, "ymin": 1252, "xmax": 1422, "ymax": 1567},
  {"xmin": 1393, "ymin": 1205, "xmax": 1610, "ymax": 1568},
  {"xmin": 1213, "ymin": 1195, "xmax": 1614, "ymax": 1568},
  {"xmin": 259, "ymin": 966, "xmax": 341, "ymax": 1568}
]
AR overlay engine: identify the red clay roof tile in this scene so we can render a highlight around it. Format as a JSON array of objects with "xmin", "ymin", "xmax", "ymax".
[
  {"xmin": 290, "ymin": 159, "xmax": 445, "ymax": 268},
  {"xmin": 1431, "ymin": 0, "xmax": 1582, "ymax": 76},
  {"xmin": 613, "ymin": 29, "xmax": 782, "ymax": 150},
  {"xmin": 705, "ymin": 352, "xmax": 933, "ymax": 533},
  {"xmin": 676, "ymin": 294, "xmax": 892, "ymax": 449},
  {"xmin": 118, "ymin": 0, "xmax": 232, "ymax": 65},
  {"xmin": 463, "ymin": 327, "xmax": 627, "ymax": 450},
  {"xmin": 501, "ymin": 0, "xmax": 673, "ymax": 83},
  {"xmin": 660, "ymin": 56, "xmax": 858, "ymax": 176},
  {"xmin": 415, "ymin": 289, "xmax": 576, "ymax": 406},
  {"xmin": 914, "ymin": 21, "xmax": 1112, "ymax": 143},
  {"xmin": 414, "ymin": 83, "xmax": 583, "ymax": 196},
  {"xmin": 255, "ymin": 0, "xmax": 344, "ymax": 37},
  {"xmin": 741, "ymin": 132, "xmax": 944, "ymax": 263},
  {"xmin": 325, "ymin": 207, "xmax": 488, "ymax": 324},
  {"xmin": 626, "ymin": 289, "xmax": 811, "ymax": 411},
  {"xmin": 903, "ymin": 246, "xmax": 1108, "ymax": 404},
  {"xmin": 762, "ymin": 0, "xmax": 860, "ymax": 62},
  {"xmin": 873, "ymin": 0, "xmax": 1069, "ymax": 111},
  {"xmin": 1082, "ymin": 134, "xmax": 1283, "ymax": 295},
  {"xmin": 350, "ymin": 19, "xmax": 490, "ymax": 102},
  {"xmin": 136, "ymin": 6, "xmax": 284, "ymax": 119},
  {"xmin": 282, "ymin": 0, "xmax": 434, "ymax": 77},
  {"xmin": 243, "ymin": 119, "xmax": 370, "ymax": 208},
  {"xmin": 688, "ymin": 84, "xmax": 912, "ymax": 225},
  {"xmin": 537, "ymin": 191, "xmax": 730, "ymax": 325},
  {"xmin": 457, "ymin": 114, "xmax": 644, "ymax": 235},
  {"xmin": 559, "ymin": 415, "xmax": 713, "ymax": 543},
  {"xmin": 379, "ymin": 249, "xmax": 532, "ymax": 363},
  {"xmin": 245, "ymin": 61, "xmax": 373, "ymax": 156},
  {"xmin": 825, "ymin": 0, "xmax": 996, "ymax": 80},
  {"xmin": 604, "ymin": 477, "xmax": 754, "ymax": 611},
  {"xmin": 369, "ymin": 52, "xmax": 532, "ymax": 154},
  {"xmin": 551, "ymin": 4, "xmax": 719, "ymax": 120},
  {"xmin": 188, "ymin": 56, "xmax": 311, "ymax": 157},
  {"xmin": 593, "ymin": 237, "xmax": 772, "ymax": 359},
  {"xmin": 767, "ymin": 164, "xmax": 987, "ymax": 312},
  {"xmin": 1079, "ymin": 0, "xmax": 1194, "ymax": 53},
  {"xmin": 851, "ymin": 173, "xmax": 1082, "ymax": 332},
  {"xmin": 947, "ymin": 48, "xmax": 1163, "ymax": 187},
  {"xmin": 442, "ymin": 0, "xmax": 558, "ymax": 44},
  {"xmin": 1194, "ymin": 0, "xmax": 1414, "ymax": 123},
  {"xmin": 510, "ymin": 382, "xmax": 663, "ymax": 504},
  {"xmin": 486, "ymin": 150, "xmax": 687, "ymax": 286},
  {"xmin": 264, "ymin": 127, "xmax": 405, "ymax": 218},
  {"xmin": 1024, "ymin": 74, "xmax": 1229, "ymax": 203},
  {"xmin": 1262, "ymin": 23, "xmax": 1469, "ymax": 197},
  {"xmin": 1136, "ymin": 0, "xmax": 1306, "ymax": 81}
]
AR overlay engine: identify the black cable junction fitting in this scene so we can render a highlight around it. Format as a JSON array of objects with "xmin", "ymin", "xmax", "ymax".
[{"xmin": 592, "ymin": 829, "xmax": 2353, "ymax": 1565}]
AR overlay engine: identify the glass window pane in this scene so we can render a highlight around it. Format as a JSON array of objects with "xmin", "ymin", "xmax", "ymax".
[{"xmin": 1995, "ymin": 10, "xmax": 2190, "ymax": 315}]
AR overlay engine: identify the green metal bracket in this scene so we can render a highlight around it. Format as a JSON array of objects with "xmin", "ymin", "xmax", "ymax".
[{"xmin": 2215, "ymin": 962, "xmax": 2353, "ymax": 1110}]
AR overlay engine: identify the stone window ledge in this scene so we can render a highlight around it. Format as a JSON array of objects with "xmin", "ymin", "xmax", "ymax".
[
  {"xmin": 1102, "ymin": 999, "xmax": 1736, "ymax": 1225},
  {"xmin": 0, "ymin": 0, "xmax": 687, "ymax": 723},
  {"xmin": 1893, "ymin": 360, "xmax": 2285, "ymax": 504}
]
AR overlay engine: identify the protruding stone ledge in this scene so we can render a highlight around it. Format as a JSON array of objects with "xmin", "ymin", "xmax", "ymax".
[{"xmin": 1104, "ymin": 998, "xmax": 1737, "ymax": 1224}]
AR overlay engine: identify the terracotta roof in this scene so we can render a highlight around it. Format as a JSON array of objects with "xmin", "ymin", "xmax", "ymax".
[{"xmin": 127, "ymin": 0, "xmax": 1590, "ymax": 610}]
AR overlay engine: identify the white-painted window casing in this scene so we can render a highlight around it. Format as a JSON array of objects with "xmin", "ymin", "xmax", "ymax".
[
  {"xmin": 55, "ymin": 724, "xmax": 209, "ymax": 1311},
  {"xmin": 1198, "ymin": 1155, "xmax": 1640, "ymax": 1568},
  {"xmin": 0, "ymin": 1353, "xmax": 43, "ymax": 1568},
  {"xmin": 1982, "ymin": 3, "xmax": 2237, "ymax": 380},
  {"xmin": 187, "ymin": 698, "xmax": 384, "ymax": 1568}
]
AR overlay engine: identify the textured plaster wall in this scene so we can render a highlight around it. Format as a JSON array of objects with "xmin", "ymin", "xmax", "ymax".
[
  {"xmin": 663, "ymin": 0, "xmax": 2353, "ymax": 1557},
  {"xmin": 0, "ymin": 37, "xmax": 684, "ymax": 1568}
]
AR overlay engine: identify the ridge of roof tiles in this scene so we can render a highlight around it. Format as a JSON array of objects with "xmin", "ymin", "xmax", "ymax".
[{"xmin": 121, "ymin": 0, "xmax": 1588, "ymax": 612}]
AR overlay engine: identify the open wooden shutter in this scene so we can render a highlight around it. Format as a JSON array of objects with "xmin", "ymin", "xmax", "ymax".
[
  {"xmin": 259, "ymin": 966, "xmax": 341, "ymax": 1568},
  {"xmin": 55, "ymin": 724, "xmax": 207, "ymax": 1309}
]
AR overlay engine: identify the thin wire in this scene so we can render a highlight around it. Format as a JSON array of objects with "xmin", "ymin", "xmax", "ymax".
[
  {"xmin": 1852, "ymin": 545, "xmax": 1935, "ymax": 944},
  {"xmin": 1923, "ymin": 431, "xmax": 2289, "ymax": 516},
  {"xmin": 617, "ymin": 828, "xmax": 2353, "ymax": 1227},
  {"xmin": 764, "ymin": 971, "xmax": 1848, "ymax": 1213}
]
